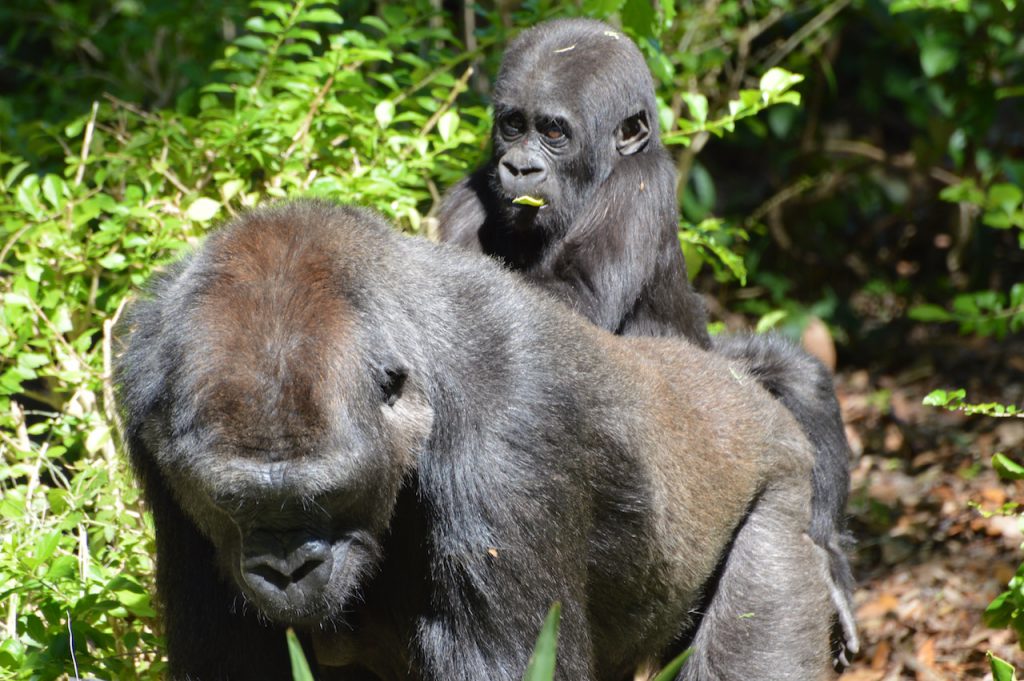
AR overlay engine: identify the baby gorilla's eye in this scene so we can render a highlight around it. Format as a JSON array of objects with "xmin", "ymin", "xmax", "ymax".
[
  {"xmin": 499, "ymin": 112, "xmax": 527, "ymax": 137},
  {"xmin": 540, "ymin": 119, "xmax": 569, "ymax": 144}
]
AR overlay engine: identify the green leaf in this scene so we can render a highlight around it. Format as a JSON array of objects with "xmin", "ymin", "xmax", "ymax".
[
  {"xmin": 923, "ymin": 388, "xmax": 964, "ymax": 407},
  {"xmin": 42, "ymin": 175, "xmax": 65, "ymax": 210},
  {"xmin": 437, "ymin": 110, "xmax": 459, "ymax": 144},
  {"xmin": 652, "ymin": 648, "xmax": 694, "ymax": 681},
  {"xmin": 53, "ymin": 306, "xmax": 73, "ymax": 334},
  {"xmin": 523, "ymin": 603, "xmax": 561, "ymax": 681},
  {"xmin": 16, "ymin": 178, "xmax": 43, "ymax": 219},
  {"xmin": 221, "ymin": 179, "xmax": 246, "ymax": 203},
  {"xmin": 45, "ymin": 555, "xmax": 78, "ymax": 581},
  {"xmin": 989, "ymin": 652, "xmax": 1019, "ymax": 681},
  {"xmin": 756, "ymin": 310, "xmax": 788, "ymax": 333},
  {"xmin": 375, "ymin": 100, "xmax": 396, "ymax": 129},
  {"xmin": 648, "ymin": 51, "xmax": 674, "ymax": 86},
  {"xmin": 302, "ymin": 8, "xmax": 343, "ymax": 24},
  {"xmin": 187, "ymin": 198, "xmax": 222, "ymax": 222},
  {"xmin": 34, "ymin": 531, "xmax": 61, "ymax": 566},
  {"xmin": 660, "ymin": 0, "xmax": 676, "ymax": 30},
  {"xmin": 985, "ymin": 589, "xmax": 1015, "ymax": 628},
  {"xmin": 759, "ymin": 68, "xmax": 804, "ymax": 96},
  {"xmin": 113, "ymin": 586, "xmax": 156, "ymax": 617},
  {"xmin": 908, "ymin": 303, "xmax": 953, "ymax": 322},
  {"xmin": 512, "ymin": 196, "xmax": 546, "ymax": 207},
  {"xmin": 939, "ymin": 179, "xmax": 985, "ymax": 205},
  {"xmin": 891, "ymin": 0, "xmax": 968, "ymax": 11},
  {"xmin": 919, "ymin": 39, "xmax": 958, "ymax": 78},
  {"xmin": 582, "ymin": 0, "xmax": 626, "ymax": 15},
  {"xmin": 287, "ymin": 628, "xmax": 316, "ymax": 681},
  {"xmin": 4, "ymin": 161, "xmax": 29, "ymax": 187},
  {"xmin": 24, "ymin": 261, "xmax": 43, "ymax": 282},
  {"xmin": 17, "ymin": 353, "xmax": 49, "ymax": 370},
  {"xmin": 621, "ymin": 0, "xmax": 657, "ymax": 39},
  {"xmin": 85, "ymin": 424, "xmax": 112, "ymax": 454},
  {"xmin": 234, "ymin": 35, "xmax": 269, "ymax": 52},
  {"xmin": 988, "ymin": 183, "xmax": 1023, "ymax": 213},
  {"xmin": 98, "ymin": 252, "xmax": 127, "ymax": 270},
  {"xmin": 681, "ymin": 93, "xmax": 708, "ymax": 125},
  {"xmin": 993, "ymin": 454, "xmax": 1024, "ymax": 481}
]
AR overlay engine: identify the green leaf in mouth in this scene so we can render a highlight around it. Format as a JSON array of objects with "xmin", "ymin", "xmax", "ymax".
[{"xmin": 512, "ymin": 195, "xmax": 546, "ymax": 207}]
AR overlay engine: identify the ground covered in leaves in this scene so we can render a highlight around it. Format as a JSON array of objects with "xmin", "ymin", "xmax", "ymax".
[{"xmin": 839, "ymin": 334, "xmax": 1024, "ymax": 680}]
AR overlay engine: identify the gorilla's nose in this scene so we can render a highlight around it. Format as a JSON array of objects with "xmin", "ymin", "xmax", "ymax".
[
  {"xmin": 499, "ymin": 157, "xmax": 547, "ymax": 194},
  {"xmin": 241, "ymin": 533, "xmax": 333, "ymax": 602},
  {"xmin": 501, "ymin": 159, "xmax": 544, "ymax": 178}
]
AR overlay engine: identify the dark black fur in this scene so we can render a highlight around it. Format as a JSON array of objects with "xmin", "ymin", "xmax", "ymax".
[
  {"xmin": 437, "ymin": 18, "xmax": 858, "ymax": 661},
  {"xmin": 115, "ymin": 200, "xmax": 834, "ymax": 680}
]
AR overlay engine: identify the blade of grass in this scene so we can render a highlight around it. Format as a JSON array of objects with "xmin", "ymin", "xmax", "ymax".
[
  {"xmin": 287, "ymin": 628, "xmax": 316, "ymax": 681},
  {"xmin": 523, "ymin": 602, "xmax": 562, "ymax": 681}
]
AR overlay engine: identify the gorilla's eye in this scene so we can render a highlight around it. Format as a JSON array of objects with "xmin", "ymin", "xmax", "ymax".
[
  {"xmin": 540, "ymin": 119, "xmax": 568, "ymax": 144},
  {"xmin": 380, "ymin": 367, "xmax": 407, "ymax": 407},
  {"xmin": 499, "ymin": 112, "xmax": 526, "ymax": 138}
]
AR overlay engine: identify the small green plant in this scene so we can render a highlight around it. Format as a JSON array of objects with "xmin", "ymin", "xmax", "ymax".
[
  {"xmin": 910, "ymin": 283, "xmax": 1024, "ymax": 339},
  {"xmin": 523, "ymin": 602, "xmax": 692, "ymax": 681},
  {"xmin": 980, "ymin": 454, "xmax": 1024, "ymax": 652},
  {"xmin": 989, "ymin": 651, "xmax": 1020, "ymax": 681},
  {"xmin": 523, "ymin": 603, "xmax": 562, "ymax": 681},
  {"xmin": 650, "ymin": 648, "xmax": 695, "ymax": 681},
  {"xmin": 286, "ymin": 628, "xmax": 315, "ymax": 681},
  {"xmin": 922, "ymin": 388, "xmax": 1024, "ymax": 652},
  {"xmin": 923, "ymin": 389, "xmax": 1023, "ymax": 418}
]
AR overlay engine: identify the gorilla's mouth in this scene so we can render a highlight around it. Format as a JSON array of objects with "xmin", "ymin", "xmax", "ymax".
[{"xmin": 239, "ymin": 537, "xmax": 361, "ymax": 625}]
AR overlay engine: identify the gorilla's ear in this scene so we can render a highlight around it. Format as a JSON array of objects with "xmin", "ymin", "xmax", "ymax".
[
  {"xmin": 615, "ymin": 111, "xmax": 651, "ymax": 156},
  {"xmin": 379, "ymin": 366, "xmax": 408, "ymax": 407}
]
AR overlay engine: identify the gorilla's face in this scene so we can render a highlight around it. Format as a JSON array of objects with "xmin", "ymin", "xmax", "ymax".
[
  {"xmin": 119, "ymin": 205, "xmax": 437, "ymax": 626},
  {"xmin": 148, "ymin": 357, "xmax": 433, "ymax": 625},
  {"xmin": 489, "ymin": 100, "xmax": 594, "ymax": 235},
  {"xmin": 486, "ymin": 22, "xmax": 655, "ymax": 236}
]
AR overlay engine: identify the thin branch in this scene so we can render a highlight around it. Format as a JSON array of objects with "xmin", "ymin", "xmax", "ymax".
[
  {"xmin": 74, "ymin": 101, "xmax": 100, "ymax": 187},
  {"xmin": 418, "ymin": 66, "xmax": 474, "ymax": 138},
  {"xmin": 392, "ymin": 42, "xmax": 491, "ymax": 107},
  {"xmin": 763, "ymin": 0, "xmax": 851, "ymax": 70},
  {"xmin": 102, "ymin": 296, "xmax": 129, "ymax": 430},
  {"xmin": 745, "ymin": 174, "xmax": 824, "ymax": 228},
  {"xmin": 283, "ymin": 63, "xmax": 339, "ymax": 160},
  {"xmin": 824, "ymin": 139, "xmax": 962, "ymax": 185}
]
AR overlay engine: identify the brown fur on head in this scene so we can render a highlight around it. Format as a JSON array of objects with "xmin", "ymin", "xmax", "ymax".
[{"xmin": 190, "ymin": 211, "xmax": 358, "ymax": 459}]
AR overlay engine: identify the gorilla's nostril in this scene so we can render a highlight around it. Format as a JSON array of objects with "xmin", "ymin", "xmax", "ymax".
[
  {"xmin": 251, "ymin": 563, "xmax": 291, "ymax": 591},
  {"xmin": 290, "ymin": 556, "xmax": 325, "ymax": 583}
]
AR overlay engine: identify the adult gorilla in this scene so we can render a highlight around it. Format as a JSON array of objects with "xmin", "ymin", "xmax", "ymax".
[
  {"xmin": 115, "ymin": 200, "xmax": 834, "ymax": 680},
  {"xmin": 438, "ymin": 19, "xmax": 857, "ymax": 660}
]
